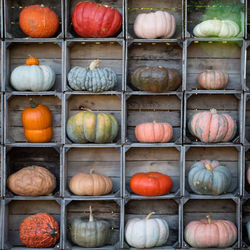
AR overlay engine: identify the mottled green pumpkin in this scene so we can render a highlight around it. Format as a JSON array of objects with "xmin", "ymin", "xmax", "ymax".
[
  {"xmin": 67, "ymin": 111, "xmax": 118, "ymax": 143},
  {"xmin": 130, "ymin": 66, "xmax": 181, "ymax": 92},
  {"xmin": 188, "ymin": 160, "xmax": 232, "ymax": 195}
]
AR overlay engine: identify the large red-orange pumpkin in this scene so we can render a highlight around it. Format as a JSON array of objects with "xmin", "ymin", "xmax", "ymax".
[
  {"xmin": 19, "ymin": 5, "xmax": 59, "ymax": 38},
  {"xmin": 130, "ymin": 172, "xmax": 173, "ymax": 196},
  {"xmin": 188, "ymin": 108, "xmax": 237, "ymax": 143},
  {"xmin": 72, "ymin": 1, "xmax": 122, "ymax": 38},
  {"xmin": 19, "ymin": 213, "xmax": 60, "ymax": 248}
]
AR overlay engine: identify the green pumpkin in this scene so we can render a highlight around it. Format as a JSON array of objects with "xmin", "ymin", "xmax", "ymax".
[
  {"xmin": 68, "ymin": 59, "xmax": 117, "ymax": 92},
  {"xmin": 71, "ymin": 206, "xmax": 110, "ymax": 248},
  {"xmin": 130, "ymin": 66, "xmax": 181, "ymax": 92},
  {"xmin": 188, "ymin": 160, "xmax": 232, "ymax": 195},
  {"xmin": 66, "ymin": 111, "xmax": 118, "ymax": 143}
]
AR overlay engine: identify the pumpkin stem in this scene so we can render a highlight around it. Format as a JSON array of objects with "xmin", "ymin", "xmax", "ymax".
[
  {"xmin": 145, "ymin": 212, "xmax": 155, "ymax": 221},
  {"xmin": 205, "ymin": 164, "xmax": 214, "ymax": 171},
  {"xmin": 90, "ymin": 168, "xmax": 95, "ymax": 174},
  {"xmin": 79, "ymin": 106, "xmax": 93, "ymax": 112},
  {"xmin": 29, "ymin": 98, "xmax": 37, "ymax": 109},
  {"xmin": 89, "ymin": 206, "xmax": 94, "ymax": 222},
  {"xmin": 210, "ymin": 108, "xmax": 217, "ymax": 114},
  {"xmin": 47, "ymin": 223, "xmax": 58, "ymax": 238},
  {"xmin": 206, "ymin": 215, "xmax": 212, "ymax": 224},
  {"xmin": 41, "ymin": 4, "xmax": 45, "ymax": 7},
  {"xmin": 88, "ymin": 59, "xmax": 100, "ymax": 70}
]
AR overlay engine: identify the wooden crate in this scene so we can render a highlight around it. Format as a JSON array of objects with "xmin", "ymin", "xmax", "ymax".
[{"xmin": 242, "ymin": 199, "xmax": 250, "ymax": 247}]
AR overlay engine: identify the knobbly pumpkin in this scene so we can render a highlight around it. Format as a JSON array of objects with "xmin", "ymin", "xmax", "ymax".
[
  {"xmin": 184, "ymin": 216, "xmax": 237, "ymax": 248},
  {"xmin": 68, "ymin": 59, "xmax": 117, "ymax": 92},
  {"xmin": 19, "ymin": 5, "xmax": 59, "ymax": 38},
  {"xmin": 125, "ymin": 212, "xmax": 169, "ymax": 248},
  {"xmin": 20, "ymin": 213, "xmax": 60, "ymax": 248},
  {"xmin": 70, "ymin": 206, "xmax": 110, "ymax": 248},
  {"xmin": 130, "ymin": 172, "xmax": 173, "ymax": 196}
]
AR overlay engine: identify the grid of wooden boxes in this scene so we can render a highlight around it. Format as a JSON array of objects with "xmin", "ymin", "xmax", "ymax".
[{"xmin": 0, "ymin": 0, "xmax": 250, "ymax": 249}]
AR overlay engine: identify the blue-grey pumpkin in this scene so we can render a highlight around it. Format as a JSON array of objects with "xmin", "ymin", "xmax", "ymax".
[{"xmin": 247, "ymin": 221, "xmax": 250, "ymax": 241}]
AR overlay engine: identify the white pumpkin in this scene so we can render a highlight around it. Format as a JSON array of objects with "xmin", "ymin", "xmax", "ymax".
[
  {"xmin": 125, "ymin": 212, "xmax": 169, "ymax": 248},
  {"xmin": 193, "ymin": 19, "xmax": 240, "ymax": 38},
  {"xmin": 133, "ymin": 11, "xmax": 176, "ymax": 39}
]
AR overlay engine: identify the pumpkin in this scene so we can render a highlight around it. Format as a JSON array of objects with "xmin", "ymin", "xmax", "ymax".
[
  {"xmin": 68, "ymin": 59, "xmax": 117, "ymax": 92},
  {"xmin": 20, "ymin": 213, "xmax": 60, "ymax": 248},
  {"xmin": 131, "ymin": 66, "xmax": 181, "ymax": 92},
  {"xmin": 21, "ymin": 103, "xmax": 53, "ymax": 143},
  {"xmin": 247, "ymin": 221, "xmax": 250, "ymax": 241},
  {"xmin": 72, "ymin": 2, "xmax": 122, "ymax": 38},
  {"xmin": 193, "ymin": 19, "xmax": 240, "ymax": 38},
  {"xmin": 130, "ymin": 172, "xmax": 173, "ymax": 196},
  {"xmin": 19, "ymin": 5, "xmax": 59, "ymax": 38},
  {"xmin": 188, "ymin": 160, "xmax": 232, "ymax": 195},
  {"xmin": 71, "ymin": 206, "xmax": 110, "ymax": 248},
  {"xmin": 184, "ymin": 216, "xmax": 237, "ymax": 248},
  {"xmin": 188, "ymin": 108, "xmax": 237, "ymax": 143},
  {"xmin": 7, "ymin": 166, "xmax": 56, "ymax": 196},
  {"xmin": 134, "ymin": 11, "xmax": 176, "ymax": 39},
  {"xmin": 66, "ymin": 110, "xmax": 118, "ymax": 143},
  {"xmin": 198, "ymin": 70, "xmax": 229, "ymax": 90},
  {"xmin": 125, "ymin": 212, "xmax": 169, "ymax": 248},
  {"xmin": 10, "ymin": 57, "xmax": 55, "ymax": 91},
  {"xmin": 135, "ymin": 122, "xmax": 173, "ymax": 143},
  {"xmin": 247, "ymin": 167, "xmax": 250, "ymax": 185},
  {"xmin": 69, "ymin": 169, "xmax": 113, "ymax": 196}
]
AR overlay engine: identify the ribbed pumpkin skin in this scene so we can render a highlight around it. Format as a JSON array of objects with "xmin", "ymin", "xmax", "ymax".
[
  {"xmin": 188, "ymin": 160, "xmax": 232, "ymax": 195},
  {"xmin": 198, "ymin": 70, "xmax": 229, "ymax": 90},
  {"xmin": 67, "ymin": 111, "xmax": 118, "ymax": 143},
  {"xmin": 131, "ymin": 66, "xmax": 181, "ymax": 92},
  {"xmin": 20, "ymin": 213, "xmax": 60, "ymax": 248},
  {"xmin": 72, "ymin": 2, "xmax": 122, "ymax": 38}
]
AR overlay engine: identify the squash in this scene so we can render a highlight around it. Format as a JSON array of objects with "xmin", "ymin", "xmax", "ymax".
[
  {"xmin": 70, "ymin": 206, "xmax": 110, "ymax": 248},
  {"xmin": 20, "ymin": 213, "xmax": 60, "ymax": 248},
  {"xmin": 184, "ymin": 216, "xmax": 237, "ymax": 248},
  {"xmin": 188, "ymin": 108, "xmax": 237, "ymax": 143},
  {"xmin": 72, "ymin": 2, "xmax": 122, "ymax": 38},
  {"xmin": 19, "ymin": 5, "xmax": 59, "ymax": 38},
  {"xmin": 188, "ymin": 160, "xmax": 232, "ymax": 195},
  {"xmin": 135, "ymin": 122, "xmax": 173, "ymax": 143},
  {"xmin": 130, "ymin": 172, "xmax": 173, "ymax": 196},
  {"xmin": 247, "ymin": 221, "xmax": 250, "ymax": 241},
  {"xmin": 131, "ymin": 66, "xmax": 181, "ymax": 92},
  {"xmin": 68, "ymin": 59, "xmax": 117, "ymax": 92},
  {"xmin": 10, "ymin": 57, "xmax": 55, "ymax": 91},
  {"xmin": 134, "ymin": 11, "xmax": 176, "ymax": 39},
  {"xmin": 125, "ymin": 212, "xmax": 169, "ymax": 248},
  {"xmin": 7, "ymin": 166, "xmax": 56, "ymax": 196}
]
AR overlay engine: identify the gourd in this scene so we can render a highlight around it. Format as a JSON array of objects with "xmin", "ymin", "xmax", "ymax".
[
  {"xmin": 125, "ymin": 212, "xmax": 169, "ymax": 248},
  {"xmin": 69, "ymin": 169, "xmax": 113, "ymax": 196},
  {"xmin": 70, "ymin": 206, "xmax": 110, "ymax": 248},
  {"xmin": 68, "ymin": 59, "xmax": 117, "ymax": 92},
  {"xmin": 72, "ymin": 1, "xmax": 122, "ymax": 38},
  {"xmin": 184, "ymin": 216, "xmax": 237, "ymax": 248},
  {"xmin": 131, "ymin": 66, "xmax": 181, "ymax": 92},
  {"xmin": 7, "ymin": 166, "xmax": 56, "ymax": 196},
  {"xmin": 10, "ymin": 57, "xmax": 55, "ymax": 91},
  {"xmin": 134, "ymin": 11, "xmax": 176, "ymax": 39},
  {"xmin": 188, "ymin": 108, "xmax": 237, "ymax": 143},
  {"xmin": 188, "ymin": 160, "xmax": 232, "ymax": 195},
  {"xmin": 247, "ymin": 221, "xmax": 250, "ymax": 241},
  {"xmin": 19, "ymin": 213, "xmax": 60, "ymax": 248},
  {"xmin": 19, "ymin": 5, "xmax": 59, "ymax": 38},
  {"xmin": 130, "ymin": 172, "xmax": 173, "ymax": 196},
  {"xmin": 135, "ymin": 122, "xmax": 173, "ymax": 143},
  {"xmin": 193, "ymin": 19, "xmax": 240, "ymax": 38}
]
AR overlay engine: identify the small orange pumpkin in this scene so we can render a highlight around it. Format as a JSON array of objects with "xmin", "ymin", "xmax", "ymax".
[{"xmin": 26, "ymin": 56, "xmax": 39, "ymax": 66}]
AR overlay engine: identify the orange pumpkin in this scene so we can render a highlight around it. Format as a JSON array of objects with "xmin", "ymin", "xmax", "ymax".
[
  {"xmin": 21, "ymin": 103, "xmax": 53, "ymax": 143},
  {"xmin": 26, "ymin": 56, "xmax": 39, "ymax": 66}
]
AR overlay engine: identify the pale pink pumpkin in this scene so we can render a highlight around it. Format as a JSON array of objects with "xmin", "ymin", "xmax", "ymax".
[{"xmin": 247, "ymin": 167, "xmax": 250, "ymax": 185}]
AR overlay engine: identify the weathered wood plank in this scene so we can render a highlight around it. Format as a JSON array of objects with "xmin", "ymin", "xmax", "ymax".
[{"xmin": 128, "ymin": 0, "xmax": 182, "ymax": 9}]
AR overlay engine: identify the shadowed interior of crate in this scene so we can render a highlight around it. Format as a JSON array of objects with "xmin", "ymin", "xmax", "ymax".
[
  {"xmin": 245, "ymin": 150, "xmax": 250, "ymax": 194},
  {"xmin": 65, "ymin": 148, "xmax": 120, "ymax": 195},
  {"xmin": 246, "ymin": 47, "xmax": 250, "ymax": 89},
  {"xmin": 125, "ymin": 147, "xmax": 180, "ymax": 194},
  {"xmin": 6, "ymin": 147, "xmax": 60, "ymax": 196},
  {"xmin": 127, "ymin": 0, "xmax": 182, "ymax": 39},
  {"xmin": 127, "ymin": 95, "xmax": 181, "ymax": 143},
  {"xmin": 66, "ymin": 42, "xmax": 123, "ymax": 91},
  {"xmin": 66, "ymin": 200, "xmax": 120, "ymax": 246},
  {"xmin": 125, "ymin": 199, "xmax": 179, "ymax": 246},
  {"xmin": 242, "ymin": 200, "xmax": 250, "ymax": 246},
  {"xmin": 185, "ymin": 147, "xmax": 239, "ymax": 194},
  {"xmin": 127, "ymin": 43, "xmax": 182, "ymax": 91},
  {"xmin": 248, "ymin": 0, "xmax": 250, "ymax": 37},
  {"xmin": 7, "ymin": 95, "xmax": 61, "ymax": 143},
  {"xmin": 7, "ymin": 43, "xmax": 62, "ymax": 91},
  {"xmin": 66, "ymin": 95, "xmax": 121, "ymax": 143},
  {"xmin": 187, "ymin": 42, "xmax": 242, "ymax": 90},
  {"xmin": 186, "ymin": 94, "xmax": 240, "ymax": 142},
  {"xmin": 245, "ymin": 99, "xmax": 250, "ymax": 142},
  {"xmin": 5, "ymin": 200, "xmax": 61, "ymax": 247},
  {"xmin": 6, "ymin": 0, "xmax": 62, "ymax": 38}
]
